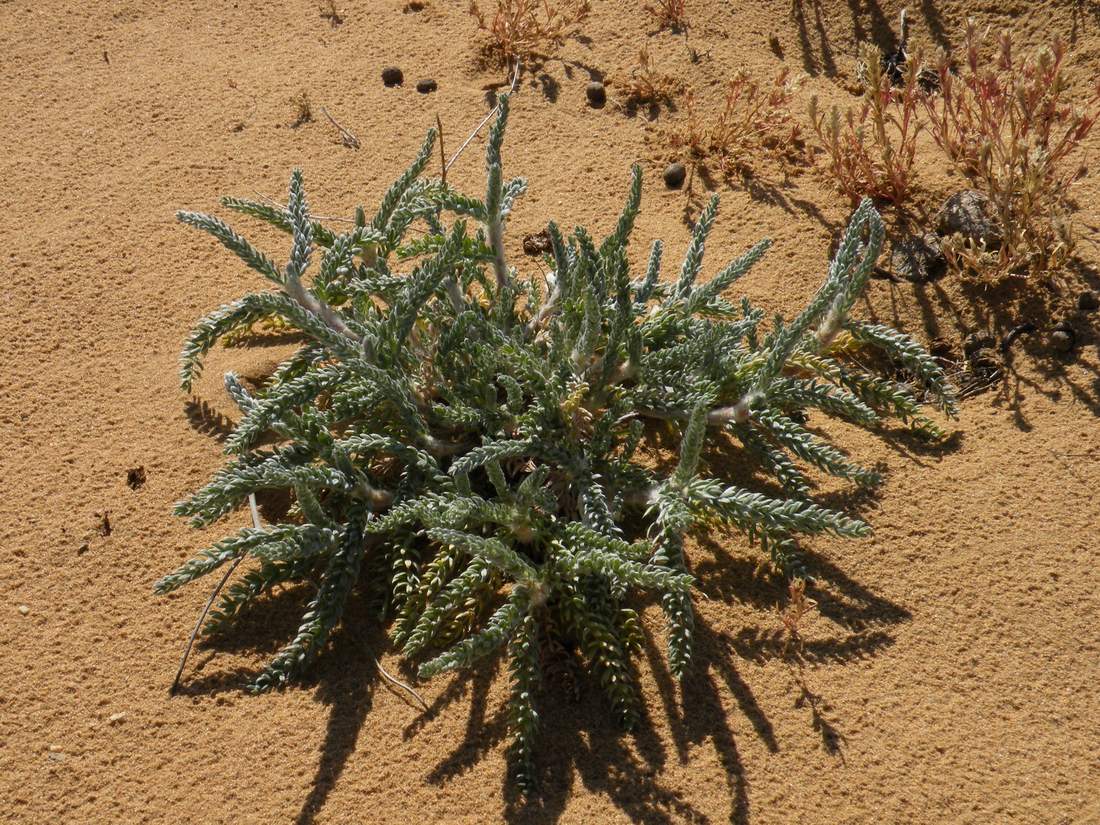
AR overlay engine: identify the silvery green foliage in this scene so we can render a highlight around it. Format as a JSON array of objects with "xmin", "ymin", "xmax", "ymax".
[{"xmin": 157, "ymin": 96, "xmax": 955, "ymax": 792}]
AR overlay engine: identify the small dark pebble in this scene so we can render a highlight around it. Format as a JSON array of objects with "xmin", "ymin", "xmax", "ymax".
[
  {"xmin": 126, "ymin": 466, "xmax": 147, "ymax": 490},
  {"xmin": 1078, "ymin": 290, "xmax": 1099, "ymax": 312},
  {"xmin": 663, "ymin": 162, "xmax": 686, "ymax": 189},
  {"xmin": 77, "ymin": 542, "xmax": 90, "ymax": 556},
  {"xmin": 585, "ymin": 81, "xmax": 606, "ymax": 108},
  {"xmin": 416, "ymin": 78, "xmax": 437, "ymax": 94},
  {"xmin": 523, "ymin": 230, "xmax": 553, "ymax": 257},
  {"xmin": 890, "ymin": 231, "xmax": 947, "ymax": 283},
  {"xmin": 1050, "ymin": 321, "xmax": 1077, "ymax": 353},
  {"xmin": 963, "ymin": 331, "xmax": 995, "ymax": 358},
  {"xmin": 936, "ymin": 190, "xmax": 1002, "ymax": 250},
  {"xmin": 382, "ymin": 67, "xmax": 404, "ymax": 87}
]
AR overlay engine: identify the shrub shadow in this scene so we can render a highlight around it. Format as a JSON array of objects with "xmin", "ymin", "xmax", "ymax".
[
  {"xmin": 167, "ymin": 581, "xmax": 387, "ymax": 825},
  {"xmin": 184, "ymin": 398, "xmax": 236, "ymax": 444},
  {"xmin": 862, "ymin": 255, "xmax": 1100, "ymax": 429},
  {"xmin": 402, "ymin": 523, "xmax": 911, "ymax": 825}
]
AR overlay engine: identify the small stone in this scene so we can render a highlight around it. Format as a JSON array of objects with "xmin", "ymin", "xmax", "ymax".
[
  {"xmin": 108, "ymin": 712, "xmax": 126, "ymax": 724},
  {"xmin": 47, "ymin": 752, "xmax": 66, "ymax": 763},
  {"xmin": 77, "ymin": 542, "xmax": 90, "ymax": 555},
  {"xmin": 17, "ymin": 604, "xmax": 29, "ymax": 616},
  {"xmin": 1078, "ymin": 290, "xmax": 1099, "ymax": 312},
  {"xmin": 936, "ymin": 190, "xmax": 1002, "ymax": 249},
  {"xmin": 890, "ymin": 231, "xmax": 946, "ymax": 283},
  {"xmin": 1050, "ymin": 330, "xmax": 1075, "ymax": 353},
  {"xmin": 663, "ymin": 162, "xmax": 686, "ymax": 189},
  {"xmin": 1050, "ymin": 321, "xmax": 1077, "ymax": 353},
  {"xmin": 963, "ymin": 332, "xmax": 995, "ymax": 358},
  {"xmin": 381, "ymin": 66, "xmax": 404, "ymax": 87},
  {"xmin": 585, "ymin": 81, "xmax": 606, "ymax": 108},
  {"xmin": 48, "ymin": 744, "xmax": 63, "ymax": 753},
  {"xmin": 415, "ymin": 78, "xmax": 437, "ymax": 94},
  {"xmin": 126, "ymin": 466, "xmax": 146, "ymax": 490}
]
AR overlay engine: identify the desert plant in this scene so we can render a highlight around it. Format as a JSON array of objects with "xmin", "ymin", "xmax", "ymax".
[
  {"xmin": 469, "ymin": 0, "xmax": 590, "ymax": 67},
  {"xmin": 923, "ymin": 21, "xmax": 1100, "ymax": 276},
  {"xmin": 672, "ymin": 67, "xmax": 805, "ymax": 177},
  {"xmin": 779, "ymin": 576, "xmax": 816, "ymax": 649},
  {"xmin": 644, "ymin": 0, "xmax": 687, "ymax": 31},
  {"xmin": 157, "ymin": 96, "xmax": 955, "ymax": 792},
  {"xmin": 615, "ymin": 46, "xmax": 681, "ymax": 109},
  {"xmin": 809, "ymin": 43, "xmax": 924, "ymax": 205},
  {"xmin": 290, "ymin": 89, "xmax": 313, "ymax": 128}
]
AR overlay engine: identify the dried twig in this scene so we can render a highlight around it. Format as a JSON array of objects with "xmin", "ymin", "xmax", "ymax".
[
  {"xmin": 170, "ymin": 494, "xmax": 262, "ymax": 694},
  {"xmin": 374, "ymin": 655, "xmax": 429, "ymax": 712},
  {"xmin": 446, "ymin": 59, "xmax": 521, "ymax": 173},
  {"xmin": 780, "ymin": 577, "xmax": 818, "ymax": 653},
  {"xmin": 320, "ymin": 105, "xmax": 361, "ymax": 149}
]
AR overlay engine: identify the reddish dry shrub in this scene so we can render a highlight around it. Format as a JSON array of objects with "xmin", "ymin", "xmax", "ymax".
[
  {"xmin": 923, "ymin": 20, "xmax": 1100, "ymax": 276},
  {"xmin": 614, "ymin": 46, "xmax": 681, "ymax": 109},
  {"xmin": 644, "ymin": 0, "xmax": 687, "ymax": 31},
  {"xmin": 808, "ymin": 44, "xmax": 925, "ymax": 206},
  {"xmin": 670, "ymin": 67, "xmax": 806, "ymax": 177},
  {"xmin": 469, "ymin": 0, "xmax": 590, "ymax": 66}
]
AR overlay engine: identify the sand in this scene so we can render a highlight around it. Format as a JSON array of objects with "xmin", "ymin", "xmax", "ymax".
[{"xmin": 1, "ymin": 1, "xmax": 1098, "ymax": 823}]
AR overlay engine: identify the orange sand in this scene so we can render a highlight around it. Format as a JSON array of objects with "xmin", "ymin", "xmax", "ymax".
[{"xmin": 2, "ymin": 1, "xmax": 1098, "ymax": 822}]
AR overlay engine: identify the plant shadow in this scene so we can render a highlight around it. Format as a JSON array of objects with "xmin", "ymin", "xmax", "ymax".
[
  {"xmin": 166, "ymin": 498, "xmax": 915, "ymax": 825},
  {"xmin": 184, "ymin": 398, "xmax": 236, "ymax": 444},
  {"xmin": 168, "ymin": 583, "xmax": 388, "ymax": 825},
  {"xmin": 862, "ymin": 254, "xmax": 1100, "ymax": 430},
  {"xmin": 402, "ymin": 526, "xmax": 911, "ymax": 825}
]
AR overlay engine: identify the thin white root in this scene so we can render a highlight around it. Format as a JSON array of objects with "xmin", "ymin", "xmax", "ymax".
[{"xmin": 374, "ymin": 656, "xmax": 429, "ymax": 712}]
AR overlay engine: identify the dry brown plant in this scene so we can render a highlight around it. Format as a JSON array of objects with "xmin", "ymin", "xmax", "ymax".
[
  {"xmin": 615, "ymin": 46, "xmax": 681, "ymax": 109},
  {"xmin": 780, "ymin": 577, "xmax": 818, "ymax": 649},
  {"xmin": 290, "ymin": 89, "xmax": 313, "ymax": 129},
  {"xmin": 469, "ymin": 0, "xmax": 590, "ymax": 66},
  {"xmin": 644, "ymin": 0, "xmax": 687, "ymax": 31},
  {"xmin": 669, "ymin": 67, "xmax": 805, "ymax": 177},
  {"xmin": 808, "ymin": 43, "xmax": 925, "ymax": 206},
  {"xmin": 923, "ymin": 20, "xmax": 1100, "ymax": 277}
]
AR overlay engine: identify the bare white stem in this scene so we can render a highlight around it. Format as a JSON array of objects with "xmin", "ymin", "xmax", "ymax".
[
  {"xmin": 169, "ymin": 494, "xmax": 264, "ymax": 694},
  {"xmin": 283, "ymin": 271, "xmax": 375, "ymax": 361},
  {"xmin": 374, "ymin": 655, "xmax": 429, "ymax": 712},
  {"xmin": 444, "ymin": 59, "xmax": 522, "ymax": 174},
  {"xmin": 635, "ymin": 397, "xmax": 754, "ymax": 426}
]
